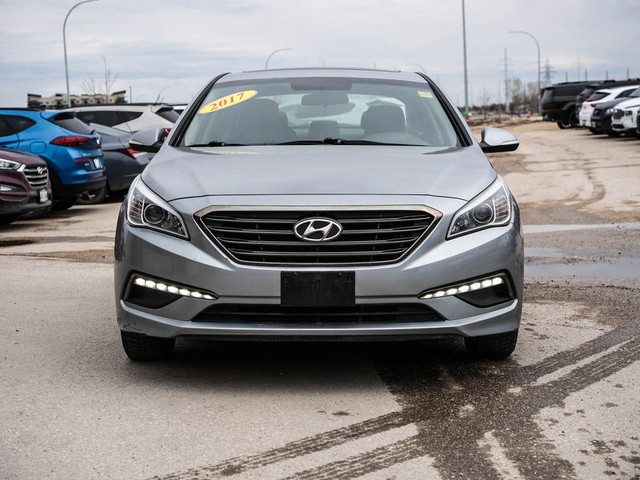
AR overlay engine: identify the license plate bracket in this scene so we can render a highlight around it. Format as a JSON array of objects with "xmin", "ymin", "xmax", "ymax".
[{"xmin": 281, "ymin": 271, "xmax": 355, "ymax": 307}]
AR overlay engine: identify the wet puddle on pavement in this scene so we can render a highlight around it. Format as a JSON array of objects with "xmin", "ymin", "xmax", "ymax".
[
  {"xmin": 525, "ymin": 257, "xmax": 640, "ymax": 279},
  {"xmin": 524, "ymin": 222, "xmax": 640, "ymax": 234},
  {"xmin": 525, "ymin": 222, "xmax": 640, "ymax": 278}
]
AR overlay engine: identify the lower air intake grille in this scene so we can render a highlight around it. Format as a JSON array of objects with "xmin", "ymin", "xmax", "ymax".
[
  {"xmin": 196, "ymin": 207, "xmax": 439, "ymax": 266},
  {"xmin": 192, "ymin": 304, "xmax": 443, "ymax": 325}
]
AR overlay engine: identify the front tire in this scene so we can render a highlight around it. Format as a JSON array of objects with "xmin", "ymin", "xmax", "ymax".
[
  {"xmin": 465, "ymin": 330, "xmax": 518, "ymax": 359},
  {"xmin": 0, "ymin": 214, "xmax": 19, "ymax": 225},
  {"xmin": 121, "ymin": 331, "xmax": 175, "ymax": 361}
]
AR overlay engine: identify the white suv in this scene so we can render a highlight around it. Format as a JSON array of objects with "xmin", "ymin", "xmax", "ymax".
[
  {"xmin": 610, "ymin": 87, "xmax": 640, "ymax": 136},
  {"xmin": 578, "ymin": 85, "xmax": 638, "ymax": 129},
  {"xmin": 60, "ymin": 104, "xmax": 179, "ymax": 133}
]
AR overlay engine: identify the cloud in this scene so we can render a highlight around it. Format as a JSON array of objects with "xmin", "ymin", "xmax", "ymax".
[{"xmin": 0, "ymin": 0, "xmax": 638, "ymax": 106}]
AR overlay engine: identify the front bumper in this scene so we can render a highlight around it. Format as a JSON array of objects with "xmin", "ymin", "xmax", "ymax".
[
  {"xmin": 591, "ymin": 116, "xmax": 612, "ymax": 131},
  {"xmin": 114, "ymin": 196, "xmax": 524, "ymax": 340},
  {"xmin": 612, "ymin": 114, "xmax": 638, "ymax": 133},
  {"xmin": 0, "ymin": 170, "xmax": 52, "ymax": 217}
]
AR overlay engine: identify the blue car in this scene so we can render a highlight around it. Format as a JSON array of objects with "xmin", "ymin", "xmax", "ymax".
[{"xmin": 0, "ymin": 108, "xmax": 105, "ymax": 209}]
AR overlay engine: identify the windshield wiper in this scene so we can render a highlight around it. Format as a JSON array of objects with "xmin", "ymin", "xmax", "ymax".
[
  {"xmin": 187, "ymin": 141, "xmax": 247, "ymax": 147},
  {"xmin": 276, "ymin": 138, "xmax": 423, "ymax": 146}
]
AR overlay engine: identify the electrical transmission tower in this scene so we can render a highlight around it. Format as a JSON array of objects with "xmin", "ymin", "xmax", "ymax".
[
  {"xmin": 543, "ymin": 58, "xmax": 555, "ymax": 86},
  {"xmin": 499, "ymin": 49, "xmax": 514, "ymax": 114}
]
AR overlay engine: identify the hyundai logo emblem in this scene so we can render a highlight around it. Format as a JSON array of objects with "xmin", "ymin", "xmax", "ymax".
[
  {"xmin": 293, "ymin": 217, "xmax": 343, "ymax": 242},
  {"xmin": 36, "ymin": 166, "xmax": 44, "ymax": 175}
]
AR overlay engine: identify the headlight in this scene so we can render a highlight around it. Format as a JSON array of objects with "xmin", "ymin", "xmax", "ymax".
[
  {"xmin": 447, "ymin": 177, "xmax": 512, "ymax": 239},
  {"xmin": 605, "ymin": 108, "xmax": 614, "ymax": 115},
  {"xmin": 0, "ymin": 158, "xmax": 22, "ymax": 170},
  {"xmin": 126, "ymin": 176, "xmax": 188, "ymax": 239}
]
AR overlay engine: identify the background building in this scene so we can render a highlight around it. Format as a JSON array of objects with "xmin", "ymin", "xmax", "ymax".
[{"xmin": 27, "ymin": 90, "xmax": 127, "ymax": 109}]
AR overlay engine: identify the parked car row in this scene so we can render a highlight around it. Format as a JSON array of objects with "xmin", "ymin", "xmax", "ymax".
[
  {"xmin": 578, "ymin": 85, "xmax": 640, "ymax": 136},
  {"xmin": 0, "ymin": 104, "xmax": 180, "ymax": 224},
  {"xmin": 541, "ymin": 78, "xmax": 640, "ymax": 132}
]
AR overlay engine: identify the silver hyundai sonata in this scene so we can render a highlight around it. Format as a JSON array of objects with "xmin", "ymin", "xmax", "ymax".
[{"xmin": 115, "ymin": 68, "xmax": 523, "ymax": 361}]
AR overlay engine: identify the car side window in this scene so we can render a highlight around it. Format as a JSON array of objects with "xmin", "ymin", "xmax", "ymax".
[
  {"xmin": 117, "ymin": 111, "xmax": 143, "ymax": 123},
  {"xmin": 0, "ymin": 116, "xmax": 13, "ymax": 137},
  {"xmin": 77, "ymin": 110, "xmax": 120, "ymax": 127},
  {"xmin": 1, "ymin": 115, "xmax": 36, "ymax": 135},
  {"xmin": 618, "ymin": 89, "xmax": 636, "ymax": 98}
]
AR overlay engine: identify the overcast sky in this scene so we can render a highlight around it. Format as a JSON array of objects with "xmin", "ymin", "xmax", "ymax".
[{"xmin": 1, "ymin": 0, "xmax": 638, "ymax": 108}]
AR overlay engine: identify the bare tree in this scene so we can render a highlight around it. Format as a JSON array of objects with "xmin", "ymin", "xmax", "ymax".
[
  {"xmin": 509, "ymin": 78, "xmax": 540, "ymax": 114},
  {"xmin": 80, "ymin": 77, "xmax": 99, "ymax": 102},
  {"xmin": 101, "ymin": 56, "xmax": 119, "ymax": 101},
  {"xmin": 80, "ymin": 57, "xmax": 119, "ymax": 104},
  {"xmin": 476, "ymin": 88, "xmax": 493, "ymax": 119}
]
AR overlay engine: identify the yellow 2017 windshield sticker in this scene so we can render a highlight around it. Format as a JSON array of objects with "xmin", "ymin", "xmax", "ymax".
[
  {"xmin": 198, "ymin": 90, "xmax": 258, "ymax": 114},
  {"xmin": 418, "ymin": 91, "xmax": 434, "ymax": 98}
]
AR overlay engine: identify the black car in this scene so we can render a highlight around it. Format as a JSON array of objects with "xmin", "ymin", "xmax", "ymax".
[
  {"xmin": 541, "ymin": 81, "xmax": 594, "ymax": 128},
  {"xmin": 590, "ymin": 97, "xmax": 633, "ymax": 136}
]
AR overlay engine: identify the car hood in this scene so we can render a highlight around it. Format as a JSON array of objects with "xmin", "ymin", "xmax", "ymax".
[
  {"xmin": 596, "ymin": 97, "xmax": 632, "ymax": 111},
  {"xmin": 614, "ymin": 97, "xmax": 640, "ymax": 111},
  {"xmin": 142, "ymin": 145, "xmax": 496, "ymax": 202},
  {"xmin": 0, "ymin": 147, "xmax": 47, "ymax": 166}
]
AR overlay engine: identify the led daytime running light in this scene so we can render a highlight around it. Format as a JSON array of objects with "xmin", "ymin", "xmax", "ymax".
[
  {"xmin": 132, "ymin": 275, "xmax": 217, "ymax": 300},
  {"xmin": 419, "ymin": 275, "xmax": 505, "ymax": 300}
]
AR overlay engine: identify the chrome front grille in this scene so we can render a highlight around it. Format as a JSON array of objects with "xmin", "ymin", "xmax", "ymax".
[
  {"xmin": 22, "ymin": 166, "xmax": 48, "ymax": 189},
  {"xmin": 196, "ymin": 207, "xmax": 440, "ymax": 266}
]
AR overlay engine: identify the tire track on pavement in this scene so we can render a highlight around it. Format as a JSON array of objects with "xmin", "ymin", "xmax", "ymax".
[{"xmin": 152, "ymin": 305, "xmax": 639, "ymax": 480}]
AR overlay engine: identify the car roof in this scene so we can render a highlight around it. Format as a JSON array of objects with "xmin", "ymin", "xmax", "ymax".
[
  {"xmin": 0, "ymin": 108, "xmax": 60, "ymax": 120},
  {"xmin": 62, "ymin": 105, "xmax": 151, "ymax": 111},
  {"xmin": 595, "ymin": 85, "xmax": 639, "ymax": 95},
  {"xmin": 217, "ymin": 67, "xmax": 428, "ymax": 84}
]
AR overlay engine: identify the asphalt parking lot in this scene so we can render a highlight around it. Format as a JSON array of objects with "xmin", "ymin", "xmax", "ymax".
[{"xmin": 1, "ymin": 121, "xmax": 639, "ymax": 480}]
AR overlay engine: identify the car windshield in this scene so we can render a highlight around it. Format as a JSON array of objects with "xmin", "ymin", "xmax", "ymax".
[
  {"xmin": 49, "ymin": 112, "xmax": 94, "ymax": 135},
  {"xmin": 181, "ymin": 77, "xmax": 460, "ymax": 147},
  {"xmin": 629, "ymin": 87, "xmax": 640, "ymax": 98}
]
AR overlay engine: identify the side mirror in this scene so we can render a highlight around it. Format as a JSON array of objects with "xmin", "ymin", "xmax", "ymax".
[
  {"xmin": 479, "ymin": 127, "xmax": 519, "ymax": 153},
  {"xmin": 129, "ymin": 127, "xmax": 168, "ymax": 153}
]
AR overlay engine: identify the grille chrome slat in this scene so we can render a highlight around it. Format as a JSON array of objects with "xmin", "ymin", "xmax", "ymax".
[
  {"xmin": 196, "ymin": 206, "xmax": 440, "ymax": 266},
  {"xmin": 228, "ymin": 248, "xmax": 407, "ymax": 258},
  {"xmin": 218, "ymin": 237, "xmax": 417, "ymax": 247},
  {"xmin": 22, "ymin": 166, "xmax": 49, "ymax": 189},
  {"xmin": 209, "ymin": 225, "xmax": 429, "ymax": 236}
]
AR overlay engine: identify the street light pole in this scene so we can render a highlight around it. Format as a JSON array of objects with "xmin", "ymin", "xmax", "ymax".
[
  {"xmin": 509, "ymin": 30, "xmax": 541, "ymax": 115},
  {"xmin": 462, "ymin": 0, "xmax": 469, "ymax": 117},
  {"xmin": 64, "ymin": 0, "xmax": 99, "ymax": 107},
  {"xmin": 265, "ymin": 48, "xmax": 292, "ymax": 69}
]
